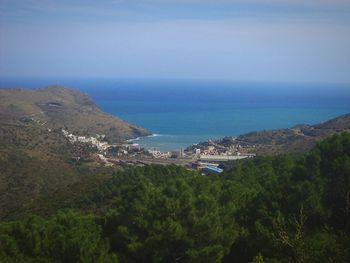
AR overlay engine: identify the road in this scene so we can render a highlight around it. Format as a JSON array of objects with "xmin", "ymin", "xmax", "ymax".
[{"xmin": 117, "ymin": 156, "xmax": 195, "ymax": 166}]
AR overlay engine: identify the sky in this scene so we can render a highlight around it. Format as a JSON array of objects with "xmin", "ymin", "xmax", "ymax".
[{"xmin": 0, "ymin": 0, "xmax": 350, "ymax": 83}]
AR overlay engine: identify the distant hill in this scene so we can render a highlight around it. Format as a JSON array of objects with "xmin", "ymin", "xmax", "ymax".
[
  {"xmin": 0, "ymin": 86, "xmax": 149, "ymax": 142},
  {"xmin": 232, "ymin": 113, "xmax": 350, "ymax": 154}
]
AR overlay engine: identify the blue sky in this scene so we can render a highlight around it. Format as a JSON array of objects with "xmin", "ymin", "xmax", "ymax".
[{"xmin": 1, "ymin": 0, "xmax": 350, "ymax": 83}]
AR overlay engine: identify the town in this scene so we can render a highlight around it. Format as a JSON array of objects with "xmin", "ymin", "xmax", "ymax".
[{"xmin": 61, "ymin": 130, "xmax": 256, "ymax": 173}]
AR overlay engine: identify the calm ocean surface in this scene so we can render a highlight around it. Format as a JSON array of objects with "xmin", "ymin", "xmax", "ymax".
[{"xmin": 1, "ymin": 78, "xmax": 350, "ymax": 151}]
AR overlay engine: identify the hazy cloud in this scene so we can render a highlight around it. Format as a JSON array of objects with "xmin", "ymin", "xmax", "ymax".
[{"xmin": 0, "ymin": 0, "xmax": 349, "ymax": 83}]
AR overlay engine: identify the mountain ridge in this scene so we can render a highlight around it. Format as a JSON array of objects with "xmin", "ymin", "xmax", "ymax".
[
  {"xmin": 232, "ymin": 113, "xmax": 350, "ymax": 154},
  {"xmin": 0, "ymin": 86, "xmax": 150, "ymax": 219},
  {"xmin": 0, "ymin": 86, "xmax": 150, "ymax": 142},
  {"xmin": 186, "ymin": 113, "xmax": 350, "ymax": 155}
]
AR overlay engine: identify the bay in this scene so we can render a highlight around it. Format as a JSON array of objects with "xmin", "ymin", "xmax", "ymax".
[{"xmin": 1, "ymin": 78, "xmax": 350, "ymax": 151}]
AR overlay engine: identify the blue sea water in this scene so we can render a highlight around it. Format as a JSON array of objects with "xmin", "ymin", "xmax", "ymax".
[{"xmin": 1, "ymin": 78, "xmax": 350, "ymax": 151}]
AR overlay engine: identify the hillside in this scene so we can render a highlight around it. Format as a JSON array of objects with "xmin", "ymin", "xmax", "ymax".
[
  {"xmin": 220, "ymin": 113, "xmax": 350, "ymax": 155},
  {"xmin": 0, "ymin": 86, "xmax": 150, "ymax": 220},
  {"xmin": 0, "ymin": 86, "xmax": 149, "ymax": 142},
  {"xmin": 0, "ymin": 119, "xmax": 113, "ymax": 219}
]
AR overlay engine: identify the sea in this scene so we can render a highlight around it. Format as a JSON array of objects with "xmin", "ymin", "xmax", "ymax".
[{"xmin": 1, "ymin": 78, "xmax": 350, "ymax": 151}]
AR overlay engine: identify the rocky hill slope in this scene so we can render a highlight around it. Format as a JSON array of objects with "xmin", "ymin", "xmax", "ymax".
[
  {"xmin": 233, "ymin": 113, "xmax": 350, "ymax": 154},
  {"xmin": 0, "ymin": 86, "xmax": 149, "ymax": 142},
  {"xmin": 0, "ymin": 86, "xmax": 149, "ymax": 219},
  {"xmin": 189, "ymin": 113, "xmax": 350, "ymax": 155}
]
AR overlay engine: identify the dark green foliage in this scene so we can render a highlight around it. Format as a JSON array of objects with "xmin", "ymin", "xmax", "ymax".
[
  {"xmin": 1, "ymin": 133, "xmax": 350, "ymax": 262},
  {"xmin": 224, "ymin": 133, "xmax": 350, "ymax": 262},
  {"xmin": 98, "ymin": 165, "xmax": 239, "ymax": 262},
  {"xmin": 0, "ymin": 210, "xmax": 117, "ymax": 262}
]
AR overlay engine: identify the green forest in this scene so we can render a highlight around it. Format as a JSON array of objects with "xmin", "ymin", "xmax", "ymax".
[{"xmin": 0, "ymin": 133, "xmax": 349, "ymax": 262}]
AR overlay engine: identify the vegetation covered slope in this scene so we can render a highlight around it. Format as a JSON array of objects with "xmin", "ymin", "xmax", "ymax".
[
  {"xmin": 0, "ymin": 133, "xmax": 349, "ymax": 262},
  {"xmin": 0, "ymin": 86, "xmax": 149, "ymax": 220},
  {"xmin": 229, "ymin": 113, "xmax": 350, "ymax": 154},
  {"xmin": 0, "ymin": 86, "xmax": 149, "ymax": 142},
  {"xmin": 0, "ymin": 120, "xmax": 117, "ymax": 220}
]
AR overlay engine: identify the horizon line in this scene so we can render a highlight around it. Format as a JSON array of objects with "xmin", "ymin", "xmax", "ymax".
[{"xmin": 0, "ymin": 76, "xmax": 349, "ymax": 87}]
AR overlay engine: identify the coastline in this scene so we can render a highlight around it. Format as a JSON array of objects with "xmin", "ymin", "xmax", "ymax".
[
  {"xmin": 127, "ymin": 133, "xmax": 162, "ymax": 142},
  {"xmin": 128, "ymin": 133, "xmax": 225, "ymax": 152}
]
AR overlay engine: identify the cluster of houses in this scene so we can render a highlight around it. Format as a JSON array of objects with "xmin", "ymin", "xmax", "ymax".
[
  {"xmin": 147, "ymin": 149, "xmax": 184, "ymax": 159},
  {"xmin": 185, "ymin": 139, "xmax": 255, "ymax": 161},
  {"xmin": 61, "ymin": 129, "xmax": 110, "ymax": 152},
  {"xmin": 147, "ymin": 150, "xmax": 171, "ymax": 159},
  {"xmin": 61, "ymin": 129, "xmax": 146, "ymax": 160}
]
